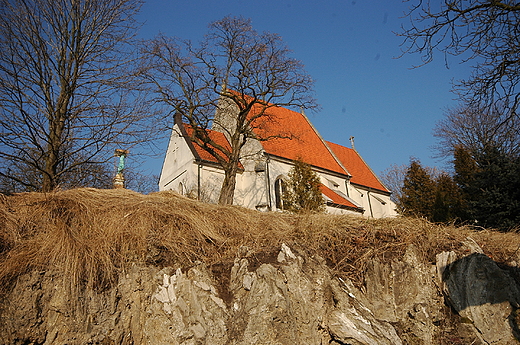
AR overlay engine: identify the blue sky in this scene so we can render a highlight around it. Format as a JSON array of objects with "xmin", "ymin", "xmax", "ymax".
[{"xmin": 137, "ymin": 0, "xmax": 472, "ymax": 179}]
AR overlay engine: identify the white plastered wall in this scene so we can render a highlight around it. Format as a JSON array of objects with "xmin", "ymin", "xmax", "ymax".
[
  {"xmin": 231, "ymin": 136, "xmax": 270, "ymax": 210},
  {"xmin": 159, "ymin": 124, "xmax": 196, "ymax": 194},
  {"xmin": 160, "ymin": 124, "xmax": 397, "ymax": 217},
  {"xmin": 258, "ymin": 156, "xmax": 362, "ymax": 215},
  {"xmin": 348, "ymin": 184, "xmax": 397, "ymax": 218}
]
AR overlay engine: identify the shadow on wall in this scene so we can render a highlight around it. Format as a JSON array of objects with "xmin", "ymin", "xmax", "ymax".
[{"xmin": 441, "ymin": 252, "xmax": 520, "ymax": 341}]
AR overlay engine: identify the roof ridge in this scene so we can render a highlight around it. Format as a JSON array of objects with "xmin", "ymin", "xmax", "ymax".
[{"xmin": 299, "ymin": 111, "xmax": 351, "ymax": 177}]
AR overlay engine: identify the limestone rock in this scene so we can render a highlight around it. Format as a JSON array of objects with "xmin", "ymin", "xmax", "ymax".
[
  {"xmin": 442, "ymin": 250, "xmax": 520, "ymax": 344},
  {"xmin": 3, "ymin": 242, "xmax": 520, "ymax": 345},
  {"xmin": 365, "ymin": 245, "xmax": 443, "ymax": 344},
  {"xmin": 227, "ymin": 244, "xmax": 401, "ymax": 345},
  {"xmin": 327, "ymin": 278, "xmax": 403, "ymax": 345}
]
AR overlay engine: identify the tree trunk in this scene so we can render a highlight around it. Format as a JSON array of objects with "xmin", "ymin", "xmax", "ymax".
[
  {"xmin": 42, "ymin": 109, "xmax": 66, "ymax": 192},
  {"xmin": 42, "ymin": 153, "xmax": 58, "ymax": 193},
  {"xmin": 218, "ymin": 168, "xmax": 237, "ymax": 205}
]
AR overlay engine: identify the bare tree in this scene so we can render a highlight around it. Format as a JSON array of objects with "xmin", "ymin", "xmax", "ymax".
[
  {"xmin": 141, "ymin": 16, "xmax": 317, "ymax": 205},
  {"xmin": 400, "ymin": 0, "xmax": 520, "ymax": 113},
  {"xmin": 434, "ymin": 103, "xmax": 520, "ymax": 159},
  {"xmin": 0, "ymin": 0, "xmax": 157, "ymax": 192},
  {"xmin": 380, "ymin": 163, "xmax": 408, "ymax": 206}
]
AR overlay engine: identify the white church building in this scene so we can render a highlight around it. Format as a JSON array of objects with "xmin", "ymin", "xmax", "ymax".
[{"xmin": 159, "ymin": 99, "xmax": 397, "ymax": 218}]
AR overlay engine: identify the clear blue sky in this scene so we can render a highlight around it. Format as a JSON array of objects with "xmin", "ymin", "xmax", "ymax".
[{"xmin": 137, "ymin": 0, "xmax": 472, "ymax": 179}]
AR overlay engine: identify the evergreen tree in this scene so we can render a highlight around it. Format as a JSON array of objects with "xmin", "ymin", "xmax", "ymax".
[
  {"xmin": 453, "ymin": 145, "xmax": 478, "ymax": 222},
  {"xmin": 470, "ymin": 146, "xmax": 520, "ymax": 230},
  {"xmin": 399, "ymin": 159, "xmax": 435, "ymax": 219},
  {"xmin": 282, "ymin": 159, "xmax": 325, "ymax": 213},
  {"xmin": 431, "ymin": 173, "xmax": 464, "ymax": 223},
  {"xmin": 453, "ymin": 146, "xmax": 478, "ymax": 193},
  {"xmin": 453, "ymin": 144, "xmax": 520, "ymax": 230}
]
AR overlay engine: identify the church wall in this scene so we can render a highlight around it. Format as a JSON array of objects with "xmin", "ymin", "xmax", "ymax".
[{"xmin": 159, "ymin": 124, "xmax": 197, "ymax": 194}]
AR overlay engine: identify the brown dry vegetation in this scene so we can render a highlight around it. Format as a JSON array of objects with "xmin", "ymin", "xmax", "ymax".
[{"xmin": 1, "ymin": 188, "xmax": 519, "ymax": 297}]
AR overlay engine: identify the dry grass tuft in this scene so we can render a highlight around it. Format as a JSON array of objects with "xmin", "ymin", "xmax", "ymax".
[{"xmin": 1, "ymin": 188, "xmax": 519, "ymax": 296}]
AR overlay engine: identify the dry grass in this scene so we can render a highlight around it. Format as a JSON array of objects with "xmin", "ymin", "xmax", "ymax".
[{"xmin": 1, "ymin": 188, "xmax": 519, "ymax": 296}]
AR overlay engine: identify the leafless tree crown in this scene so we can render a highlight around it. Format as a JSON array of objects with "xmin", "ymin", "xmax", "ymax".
[
  {"xmin": 400, "ymin": 0, "xmax": 520, "ymax": 112},
  {"xmin": 0, "ymin": 0, "xmax": 157, "ymax": 192},
  {"xmin": 141, "ymin": 16, "xmax": 317, "ymax": 204},
  {"xmin": 433, "ymin": 103, "xmax": 520, "ymax": 159}
]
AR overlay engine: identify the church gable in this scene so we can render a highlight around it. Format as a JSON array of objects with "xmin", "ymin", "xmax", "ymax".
[{"xmin": 160, "ymin": 96, "xmax": 396, "ymax": 217}]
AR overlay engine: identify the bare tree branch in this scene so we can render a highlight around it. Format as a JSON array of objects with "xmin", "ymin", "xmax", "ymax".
[
  {"xmin": 141, "ymin": 16, "xmax": 318, "ymax": 205},
  {"xmin": 433, "ymin": 102, "xmax": 520, "ymax": 159},
  {"xmin": 0, "ymin": 0, "xmax": 159, "ymax": 192},
  {"xmin": 399, "ymin": 0, "xmax": 520, "ymax": 113}
]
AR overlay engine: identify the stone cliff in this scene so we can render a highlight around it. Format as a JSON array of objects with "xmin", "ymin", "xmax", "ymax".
[
  {"xmin": 1, "ymin": 189, "xmax": 520, "ymax": 344},
  {"xmin": 2, "ymin": 240, "xmax": 520, "ymax": 344}
]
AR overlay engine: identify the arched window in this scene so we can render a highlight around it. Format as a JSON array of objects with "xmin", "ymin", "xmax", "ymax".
[{"xmin": 274, "ymin": 178, "xmax": 286, "ymax": 210}]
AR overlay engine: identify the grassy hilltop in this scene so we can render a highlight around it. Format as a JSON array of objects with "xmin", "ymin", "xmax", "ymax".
[{"xmin": 1, "ymin": 188, "xmax": 519, "ymax": 295}]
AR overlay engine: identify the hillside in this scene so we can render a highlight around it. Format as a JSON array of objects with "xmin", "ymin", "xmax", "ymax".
[{"xmin": 1, "ymin": 188, "xmax": 520, "ymax": 344}]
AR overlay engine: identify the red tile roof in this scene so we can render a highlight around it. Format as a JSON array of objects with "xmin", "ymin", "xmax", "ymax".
[
  {"xmin": 183, "ymin": 124, "xmax": 242, "ymax": 167},
  {"xmin": 320, "ymin": 184, "xmax": 360, "ymax": 210},
  {"xmin": 250, "ymin": 104, "xmax": 347, "ymax": 175},
  {"xmin": 181, "ymin": 93, "xmax": 388, "ymax": 194},
  {"xmin": 247, "ymin": 101, "xmax": 388, "ymax": 193},
  {"xmin": 326, "ymin": 141, "xmax": 388, "ymax": 192}
]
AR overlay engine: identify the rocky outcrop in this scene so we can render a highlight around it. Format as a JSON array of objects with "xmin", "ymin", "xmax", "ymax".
[
  {"xmin": 364, "ymin": 245, "xmax": 445, "ymax": 344},
  {"xmin": 227, "ymin": 243, "xmax": 401, "ymax": 345},
  {"xmin": 436, "ymin": 238, "xmax": 520, "ymax": 344},
  {"xmin": 1, "ymin": 241, "xmax": 520, "ymax": 344}
]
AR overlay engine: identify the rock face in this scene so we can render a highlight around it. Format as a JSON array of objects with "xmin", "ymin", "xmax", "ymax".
[
  {"xmin": 1, "ymin": 241, "xmax": 520, "ymax": 345},
  {"xmin": 227, "ymin": 243, "xmax": 401, "ymax": 345},
  {"xmin": 364, "ymin": 245, "xmax": 445, "ymax": 344},
  {"xmin": 437, "ymin": 238, "xmax": 520, "ymax": 345}
]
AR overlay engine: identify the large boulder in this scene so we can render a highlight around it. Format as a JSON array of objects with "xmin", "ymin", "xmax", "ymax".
[{"xmin": 437, "ymin": 238, "xmax": 520, "ymax": 344}]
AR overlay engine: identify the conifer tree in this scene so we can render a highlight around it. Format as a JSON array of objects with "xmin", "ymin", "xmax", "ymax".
[
  {"xmin": 399, "ymin": 159, "xmax": 435, "ymax": 219},
  {"xmin": 470, "ymin": 146, "xmax": 520, "ymax": 230},
  {"xmin": 453, "ymin": 144, "xmax": 520, "ymax": 230},
  {"xmin": 282, "ymin": 159, "xmax": 325, "ymax": 213},
  {"xmin": 431, "ymin": 173, "xmax": 464, "ymax": 223},
  {"xmin": 453, "ymin": 146, "xmax": 478, "ymax": 222}
]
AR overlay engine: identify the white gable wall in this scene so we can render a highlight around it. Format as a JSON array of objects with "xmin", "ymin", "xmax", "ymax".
[
  {"xmin": 348, "ymin": 184, "xmax": 396, "ymax": 218},
  {"xmin": 159, "ymin": 124, "xmax": 269, "ymax": 207},
  {"xmin": 159, "ymin": 124, "xmax": 197, "ymax": 194},
  {"xmin": 159, "ymin": 124, "xmax": 223, "ymax": 202},
  {"xmin": 370, "ymin": 192, "xmax": 396, "ymax": 218}
]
